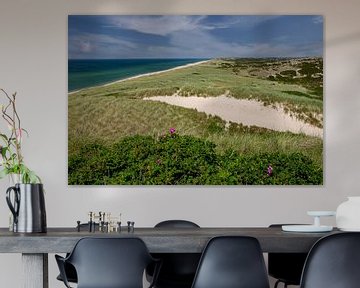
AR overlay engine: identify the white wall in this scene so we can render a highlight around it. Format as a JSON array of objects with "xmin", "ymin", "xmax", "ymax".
[{"xmin": 0, "ymin": 0, "xmax": 360, "ymax": 287}]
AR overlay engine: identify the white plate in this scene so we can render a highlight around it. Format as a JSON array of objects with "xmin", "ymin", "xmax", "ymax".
[{"xmin": 282, "ymin": 225, "xmax": 333, "ymax": 232}]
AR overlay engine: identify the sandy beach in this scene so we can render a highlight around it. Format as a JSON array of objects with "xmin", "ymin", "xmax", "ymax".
[
  {"xmin": 144, "ymin": 94, "xmax": 323, "ymax": 138},
  {"xmin": 103, "ymin": 59, "xmax": 211, "ymax": 86}
]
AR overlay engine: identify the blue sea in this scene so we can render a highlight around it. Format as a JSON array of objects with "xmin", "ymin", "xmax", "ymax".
[{"xmin": 68, "ymin": 58, "xmax": 208, "ymax": 92}]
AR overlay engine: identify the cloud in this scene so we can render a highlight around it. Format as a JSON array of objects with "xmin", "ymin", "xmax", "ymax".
[
  {"xmin": 79, "ymin": 41, "xmax": 92, "ymax": 53},
  {"xmin": 106, "ymin": 16, "xmax": 206, "ymax": 36},
  {"xmin": 160, "ymin": 25, "xmax": 322, "ymax": 58},
  {"xmin": 68, "ymin": 33, "xmax": 138, "ymax": 59},
  {"xmin": 312, "ymin": 16, "xmax": 323, "ymax": 24},
  {"xmin": 225, "ymin": 15, "xmax": 280, "ymax": 29},
  {"xmin": 104, "ymin": 15, "xmax": 281, "ymax": 36},
  {"xmin": 68, "ymin": 16, "xmax": 322, "ymax": 59}
]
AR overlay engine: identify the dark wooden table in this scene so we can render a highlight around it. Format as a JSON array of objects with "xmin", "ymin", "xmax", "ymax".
[{"xmin": 0, "ymin": 227, "xmax": 338, "ymax": 288}]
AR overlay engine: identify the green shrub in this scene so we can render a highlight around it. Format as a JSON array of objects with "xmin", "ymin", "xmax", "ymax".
[
  {"xmin": 68, "ymin": 133, "xmax": 323, "ymax": 185},
  {"xmin": 213, "ymin": 151, "xmax": 322, "ymax": 185},
  {"xmin": 68, "ymin": 142, "xmax": 112, "ymax": 185}
]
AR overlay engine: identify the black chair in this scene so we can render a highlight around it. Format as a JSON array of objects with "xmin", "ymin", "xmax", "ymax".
[
  {"xmin": 148, "ymin": 220, "xmax": 201, "ymax": 288},
  {"xmin": 191, "ymin": 236, "xmax": 270, "ymax": 288},
  {"xmin": 55, "ymin": 237, "xmax": 160, "ymax": 288},
  {"xmin": 300, "ymin": 232, "xmax": 360, "ymax": 288},
  {"xmin": 268, "ymin": 224, "xmax": 308, "ymax": 288},
  {"xmin": 56, "ymin": 223, "xmax": 99, "ymax": 284},
  {"xmin": 56, "ymin": 262, "xmax": 77, "ymax": 284}
]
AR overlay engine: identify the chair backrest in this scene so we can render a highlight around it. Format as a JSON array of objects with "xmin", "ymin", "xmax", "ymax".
[
  {"xmin": 300, "ymin": 232, "xmax": 360, "ymax": 288},
  {"xmin": 67, "ymin": 237, "xmax": 154, "ymax": 288},
  {"xmin": 191, "ymin": 236, "xmax": 270, "ymax": 288},
  {"xmin": 155, "ymin": 220, "xmax": 200, "ymax": 228},
  {"xmin": 152, "ymin": 220, "xmax": 201, "ymax": 286}
]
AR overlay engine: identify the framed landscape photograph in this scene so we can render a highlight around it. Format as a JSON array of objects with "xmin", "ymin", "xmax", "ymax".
[{"xmin": 68, "ymin": 15, "xmax": 323, "ymax": 185}]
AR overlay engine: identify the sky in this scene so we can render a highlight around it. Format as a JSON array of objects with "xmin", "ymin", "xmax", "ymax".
[{"xmin": 68, "ymin": 15, "xmax": 323, "ymax": 59}]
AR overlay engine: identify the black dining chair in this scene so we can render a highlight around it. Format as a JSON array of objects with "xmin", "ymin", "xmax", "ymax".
[
  {"xmin": 56, "ymin": 223, "xmax": 99, "ymax": 284},
  {"xmin": 147, "ymin": 220, "xmax": 201, "ymax": 288},
  {"xmin": 55, "ymin": 237, "xmax": 161, "ymax": 288},
  {"xmin": 191, "ymin": 236, "xmax": 270, "ymax": 288},
  {"xmin": 300, "ymin": 232, "xmax": 360, "ymax": 288},
  {"xmin": 56, "ymin": 262, "xmax": 77, "ymax": 284},
  {"xmin": 268, "ymin": 224, "xmax": 308, "ymax": 288}
]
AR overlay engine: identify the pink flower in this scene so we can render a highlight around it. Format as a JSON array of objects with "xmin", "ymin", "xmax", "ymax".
[
  {"xmin": 267, "ymin": 165, "xmax": 273, "ymax": 176},
  {"xmin": 169, "ymin": 128, "xmax": 176, "ymax": 135}
]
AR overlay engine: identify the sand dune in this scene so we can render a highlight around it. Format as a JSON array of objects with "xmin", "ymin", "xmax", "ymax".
[{"xmin": 144, "ymin": 94, "xmax": 323, "ymax": 138}]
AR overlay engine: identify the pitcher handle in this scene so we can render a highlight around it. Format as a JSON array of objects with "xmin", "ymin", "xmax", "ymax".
[{"xmin": 6, "ymin": 186, "xmax": 20, "ymax": 224}]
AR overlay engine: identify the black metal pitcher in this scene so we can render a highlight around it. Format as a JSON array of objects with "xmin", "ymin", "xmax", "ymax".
[{"xmin": 6, "ymin": 183, "xmax": 47, "ymax": 233}]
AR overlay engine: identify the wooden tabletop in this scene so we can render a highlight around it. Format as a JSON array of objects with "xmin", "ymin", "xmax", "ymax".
[{"xmin": 0, "ymin": 227, "xmax": 339, "ymax": 253}]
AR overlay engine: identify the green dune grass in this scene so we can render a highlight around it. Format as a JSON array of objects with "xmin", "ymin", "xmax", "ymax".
[{"xmin": 73, "ymin": 59, "xmax": 322, "ymax": 125}]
